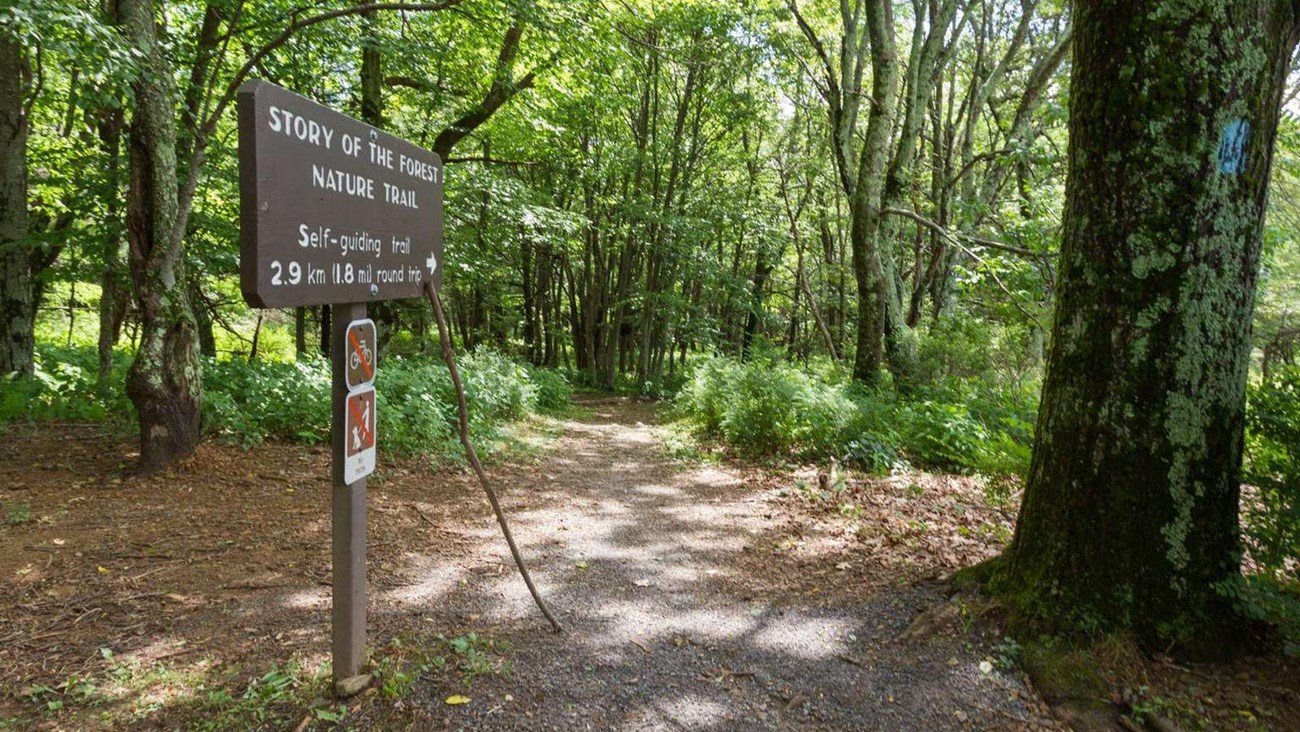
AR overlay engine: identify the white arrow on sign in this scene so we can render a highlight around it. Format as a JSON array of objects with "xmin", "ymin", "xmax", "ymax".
[{"xmin": 426, "ymin": 253, "xmax": 437, "ymax": 275}]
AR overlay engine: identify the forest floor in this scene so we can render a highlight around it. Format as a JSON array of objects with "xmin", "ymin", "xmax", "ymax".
[{"xmin": 1, "ymin": 395, "xmax": 1297, "ymax": 731}]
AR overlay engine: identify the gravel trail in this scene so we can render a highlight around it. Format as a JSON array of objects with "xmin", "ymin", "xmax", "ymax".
[{"xmin": 365, "ymin": 396, "xmax": 1056, "ymax": 731}]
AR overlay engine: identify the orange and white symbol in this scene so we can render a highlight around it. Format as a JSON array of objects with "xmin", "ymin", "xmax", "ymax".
[
  {"xmin": 345, "ymin": 318, "xmax": 376, "ymax": 391},
  {"xmin": 344, "ymin": 387, "xmax": 376, "ymax": 483}
]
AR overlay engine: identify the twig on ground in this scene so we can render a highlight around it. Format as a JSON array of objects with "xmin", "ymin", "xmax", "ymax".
[{"xmin": 411, "ymin": 502, "xmax": 438, "ymax": 527}]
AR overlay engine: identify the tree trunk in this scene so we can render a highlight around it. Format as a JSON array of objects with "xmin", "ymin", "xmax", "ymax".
[
  {"xmin": 96, "ymin": 101, "xmax": 126, "ymax": 388},
  {"xmin": 997, "ymin": 0, "xmax": 1298, "ymax": 655},
  {"xmin": 0, "ymin": 36, "xmax": 32, "ymax": 376},
  {"xmin": 190, "ymin": 276, "xmax": 215, "ymax": 357},
  {"xmin": 294, "ymin": 306, "xmax": 307, "ymax": 358},
  {"xmin": 122, "ymin": 0, "xmax": 203, "ymax": 473},
  {"xmin": 319, "ymin": 305, "xmax": 331, "ymax": 357},
  {"xmin": 740, "ymin": 256, "xmax": 773, "ymax": 358}
]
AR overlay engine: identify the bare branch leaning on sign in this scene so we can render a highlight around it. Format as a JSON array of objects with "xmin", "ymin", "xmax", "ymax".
[{"xmin": 424, "ymin": 281, "xmax": 563, "ymax": 634}]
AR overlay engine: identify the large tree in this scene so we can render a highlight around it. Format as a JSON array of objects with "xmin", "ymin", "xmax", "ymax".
[
  {"xmin": 0, "ymin": 33, "xmax": 31, "ymax": 376},
  {"xmin": 789, "ymin": 0, "xmax": 903, "ymax": 384},
  {"xmin": 113, "ymin": 0, "xmax": 463, "ymax": 471},
  {"xmin": 120, "ymin": 0, "xmax": 202, "ymax": 472},
  {"xmin": 997, "ymin": 0, "xmax": 1300, "ymax": 652}
]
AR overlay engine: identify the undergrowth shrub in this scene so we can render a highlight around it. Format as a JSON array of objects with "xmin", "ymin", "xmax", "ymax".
[
  {"xmin": 370, "ymin": 357, "xmax": 458, "ymax": 455},
  {"xmin": 526, "ymin": 366, "xmax": 573, "ymax": 414},
  {"xmin": 5, "ymin": 345, "xmax": 567, "ymax": 460},
  {"xmin": 203, "ymin": 359, "xmax": 331, "ymax": 445},
  {"xmin": 0, "ymin": 344, "xmax": 132, "ymax": 425},
  {"xmin": 204, "ymin": 349, "xmax": 542, "ymax": 454},
  {"xmin": 677, "ymin": 356, "xmax": 857, "ymax": 457},
  {"xmin": 675, "ymin": 355, "xmax": 1036, "ymax": 477},
  {"xmin": 896, "ymin": 399, "xmax": 990, "ymax": 470},
  {"xmin": 456, "ymin": 350, "xmax": 533, "ymax": 425},
  {"xmin": 1244, "ymin": 367, "xmax": 1300, "ymax": 583}
]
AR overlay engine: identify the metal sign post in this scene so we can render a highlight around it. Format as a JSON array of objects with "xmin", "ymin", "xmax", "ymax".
[{"xmin": 236, "ymin": 79, "xmax": 442, "ymax": 695}]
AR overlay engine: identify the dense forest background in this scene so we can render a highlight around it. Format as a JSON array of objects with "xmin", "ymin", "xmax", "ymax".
[{"xmin": 2, "ymin": 0, "xmax": 1299, "ymax": 645}]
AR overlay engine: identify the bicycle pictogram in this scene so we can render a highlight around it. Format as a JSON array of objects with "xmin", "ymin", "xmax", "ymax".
[
  {"xmin": 345, "ymin": 319, "xmax": 377, "ymax": 390},
  {"xmin": 349, "ymin": 340, "xmax": 372, "ymax": 372}
]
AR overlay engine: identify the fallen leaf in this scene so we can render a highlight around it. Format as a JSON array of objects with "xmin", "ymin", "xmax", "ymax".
[
  {"xmin": 979, "ymin": 661, "xmax": 993, "ymax": 674},
  {"xmin": 633, "ymin": 579, "xmax": 651, "ymax": 587},
  {"xmin": 97, "ymin": 566, "xmax": 109, "ymax": 574},
  {"xmin": 574, "ymin": 560, "xmax": 588, "ymax": 570},
  {"xmin": 445, "ymin": 695, "xmax": 470, "ymax": 706}
]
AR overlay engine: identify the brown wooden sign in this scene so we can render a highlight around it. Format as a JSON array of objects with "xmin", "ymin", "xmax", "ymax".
[{"xmin": 238, "ymin": 79, "xmax": 443, "ymax": 308}]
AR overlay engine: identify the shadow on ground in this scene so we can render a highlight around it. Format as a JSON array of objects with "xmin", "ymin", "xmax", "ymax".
[{"xmin": 0, "ymin": 399, "xmax": 1051, "ymax": 730}]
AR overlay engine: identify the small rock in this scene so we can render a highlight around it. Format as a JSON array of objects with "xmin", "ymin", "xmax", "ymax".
[{"xmin": 334, "ymin": 674, "xmax": 372, "ymax": 698}]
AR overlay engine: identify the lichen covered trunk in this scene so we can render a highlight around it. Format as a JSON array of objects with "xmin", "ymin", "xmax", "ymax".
[
  {"xmin": 0, "ymin": 36, "xmax": 32, "ymax": 377},
  {"xmin": 122, "ymin": 0, "xmax": 202, "ymax": 473},
  {"xmin": 849, "ymin": 0, "xmax": 901, "ymax": 385},
  {"xmin": 999, "ymin": 0, "xmax": 1297, "ymax": 653}
]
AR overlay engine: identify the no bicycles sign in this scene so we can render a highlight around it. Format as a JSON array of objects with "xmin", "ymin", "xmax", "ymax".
[{"xmin": 345, "ymin": 319, "xmax": 376, "ymax": 392}]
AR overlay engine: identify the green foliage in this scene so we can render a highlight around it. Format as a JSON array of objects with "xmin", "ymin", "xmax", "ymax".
[
  {"xmin": 526, "ymin": 365, "xmax": 574, "ymax": 414},
  {"xmin": 190, "ymin": 663, "xmax": 331, "ymax": 731},
  {"xmin": 0, "ymin": 344, "xmax": 132, "ymax": 425},
  {"xmin": 3, "ymin": 499, "xmax": 31, "ymax": 525},
  {"xmin": 371, "ymin": 631, "xmax": 508, "ymax": 701},
  {"xmin": 5, "ymin": 345, "xmax": 568, "ymax": 460},
  {"xmin": 204, "ymin": 349, "xmax": 550, "ymax": 456},
  {"xmin": 1214, "ymin": 575, "xmax": 1300, "ymax": 653},
  {"xmin": 675, "ymin": 355, "xmax": 1037, "ymax": 477},
  {"xmin": 678, "ymin": 356, "xmax": 856, "ymax": 458},
  {"xmin": 457, "ymin": 350, "xmax": 534, "ymax": 425},
  {"xmin": 202, "ymin": 358, "xmax": 331, "ymax": 446},
  {"xmin": 989, "ymin": 637, "xmax": 1024, "ymax": 671},
  {"xmin": 1243, "ymin": 367, "xmax": 1300, "ymax": 582},
  {"xmin": 896, "ymin": 399, "xmax": 990, "ymax": 471}
]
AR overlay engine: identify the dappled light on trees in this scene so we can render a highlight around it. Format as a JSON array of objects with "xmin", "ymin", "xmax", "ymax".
[{"xmin": 3, "ymin": 0, "xmax": 1300, "ymax": 727}]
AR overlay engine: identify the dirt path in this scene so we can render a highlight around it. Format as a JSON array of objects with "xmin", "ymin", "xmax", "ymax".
[
  {"xmin": 5, "ymin": 398, "xmax": 1295, "ymax": 730},
  {"xmin": 355, "ymin": 397, "xmax": 1056, "ymax": 730}
]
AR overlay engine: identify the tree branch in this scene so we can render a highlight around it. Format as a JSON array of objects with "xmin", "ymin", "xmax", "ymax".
[
  {"xmin": 172, "ymin": 0, "xmax": 464, "ymax": 249},
  {"xmin": 883, "ymin": 206, "xmax": 1042, "ymax": 258},
  {"xmin": 444, "ymin": 155, "xmax": 539, "ymax": 166},
  {"xmin": 788, "ymin": 0, "xmax": 837, "ymax": 99},
  {"xmin": 431, "ymin": 23, "xmax": 537, "ymax": 159},
  {"xmin": 203, "ymin": 1, "xmax": 465, "ymax": 145}
]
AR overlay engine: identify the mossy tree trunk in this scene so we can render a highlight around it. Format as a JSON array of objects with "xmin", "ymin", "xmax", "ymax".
[
  {"xmin": 790, "ymin": 0, "xmax": 893, "ymax": 384},
  {"xmin": 998, "ymin": 0, "xmax": 1300, "ymax": 653},
  {"xmin": 121, "ymin": 0, "xmax": 202, "ymax": 473},
  {"xmin": 0, "ymin": 36, "xmax": 32, "ymax": 377}
]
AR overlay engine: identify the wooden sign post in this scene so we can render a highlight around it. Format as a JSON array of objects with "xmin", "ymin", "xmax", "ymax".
[{"xmin": 236, "ymin": 79, "xmax": 443, "ymax": 694}]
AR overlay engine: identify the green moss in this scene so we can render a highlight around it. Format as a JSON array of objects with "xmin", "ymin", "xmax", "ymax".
[
  {"xmin": 1020, "ymin": 639, "xmax": 1108, "ymax": 706},
  {"xmin": 953, "ymin": 555, "xmax": 1002, "ymax": 589}
]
